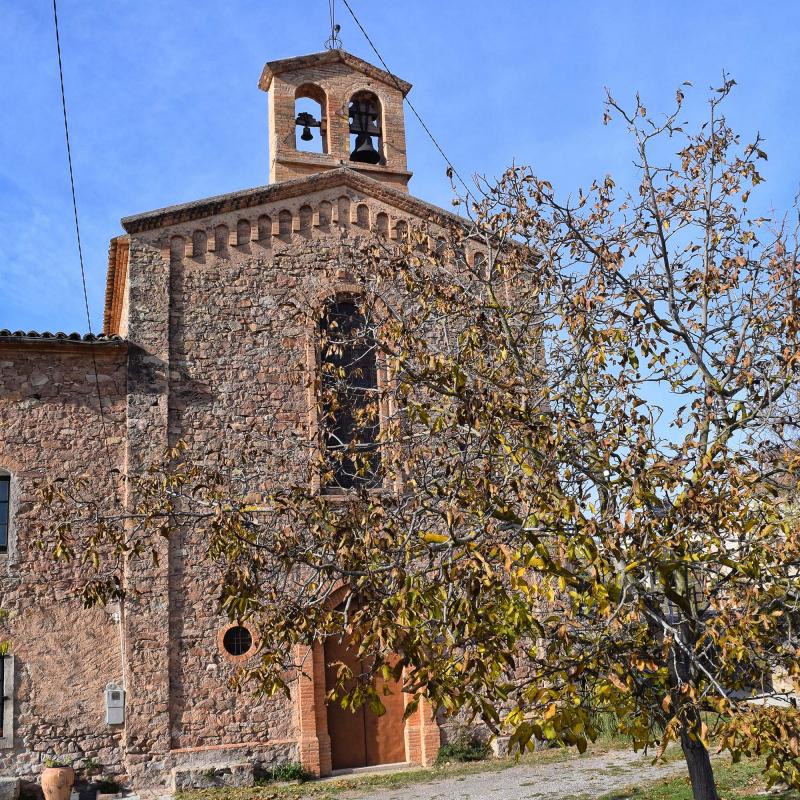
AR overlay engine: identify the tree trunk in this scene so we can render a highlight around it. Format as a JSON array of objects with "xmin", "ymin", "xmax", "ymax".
[{"xmin": 680, "ymin": 730, "xmax": 719, "ymax": 800}]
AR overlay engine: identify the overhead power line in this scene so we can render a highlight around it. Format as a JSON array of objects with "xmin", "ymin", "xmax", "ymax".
[
  {"xmin": 339, "ymin": 0, "xmax": 475, "ymax": 203},
  {"xmin": 52, "ymin": 0, "xmax": 114, "ymax": 470}
]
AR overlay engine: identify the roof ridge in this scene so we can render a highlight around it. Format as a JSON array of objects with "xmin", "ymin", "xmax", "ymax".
[{"xmin": 258, "ymin": 50, "xmax": 412, "ymax": 95}]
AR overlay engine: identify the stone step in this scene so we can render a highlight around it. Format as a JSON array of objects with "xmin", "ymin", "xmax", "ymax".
[
  {"xmin": 0, "ymin": 778, "xmax": 19, "ymax": 800},
  {"xmin": 172, "ymin": 763, "xmax": 254, "ymax": 791}
]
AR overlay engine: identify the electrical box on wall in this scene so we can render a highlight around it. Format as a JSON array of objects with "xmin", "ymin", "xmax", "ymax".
[{"xmin": 105, "ymin": 682, "xmax": 125, "ymax": 725}]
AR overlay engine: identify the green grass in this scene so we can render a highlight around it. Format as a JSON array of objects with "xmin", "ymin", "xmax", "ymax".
[
  {"xmin": 176, "ymin": 742, "xmax": 783, "ymax": 800},
  {"xmin": 178, "ymin": 759, "xmax": 537, "ymax": 800},
  {"xmin": 175, "ymin": 736, "xmax": 633, "ymax": 800},
  {"xmin": 591, "ymin": 758, "xmax": 794, "ymax": 800}
]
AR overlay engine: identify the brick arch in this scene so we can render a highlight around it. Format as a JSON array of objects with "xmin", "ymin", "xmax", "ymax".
[
  {"xmin": 236, "ymin": 218, "xmax": 251, "ymax": 247},
  {"xmin": 257, "ymin": 214, "xmax": 272, "ymax": 244},
  {"xmin": 278, "ymin": 209, "xmax": 293, "ymax": 238},
  {"xmin": 169, "ymin": 235, "xmax": 185, "ymax": 263},
  {"xmin": 214, "ymin": 224, "xmax": 229, "ymax": 255},
  {"xmin": 343, "ymin": 86, "xmax": 386, "ymax": 166},
  {"xmin": 376, "ymin": 212, "xmax": 389, "ymax": 236},
  {"xmin": 318, "ymin": 200, "xmax": 332, "ymax": 228},
  {"xmin": 337, "ymin": 81, "xmax": 391, "ymax": 124},
  {"xmin": 192, "ymin": 229, "xmax": 207, "ymax": 260},
  {"xmin": 356, "ymin": 203, "xmax": 370, "ymax": 229},
  {"xmin": 295, "ymin": 82, "xmax": 328, "ymax": 154},
  {"xmin": 299, "ymin": 204, "xmax": 313, "ymax": 236},
  {"xmin": 295, "ymin": 583, "xmax": 440, "ymax": 777}
]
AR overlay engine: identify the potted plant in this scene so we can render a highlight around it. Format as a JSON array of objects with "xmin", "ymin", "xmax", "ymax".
[{"xmin": 41, "ymin": 758, "xmax": 74, "ymax": 800}]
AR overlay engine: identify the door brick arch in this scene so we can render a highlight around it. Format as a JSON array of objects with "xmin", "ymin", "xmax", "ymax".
[{"xmin": 294, "ymin": 598, "xmax": 440, "ymax": 775}]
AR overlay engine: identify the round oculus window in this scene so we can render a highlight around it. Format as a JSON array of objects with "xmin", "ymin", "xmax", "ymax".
[{"xmin": 222, "ymin": 625, "xmax": 253, "ymax": 657}]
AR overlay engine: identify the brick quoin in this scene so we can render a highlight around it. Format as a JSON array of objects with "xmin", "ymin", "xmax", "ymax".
[{"xmin": 0, "ymin": 48, "xmax": 496, "ymax": 792}]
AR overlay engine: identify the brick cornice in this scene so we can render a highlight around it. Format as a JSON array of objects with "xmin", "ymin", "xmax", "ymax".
[
  {"xmin": 258, "ymin": 49, "xmax": 412, "ymax": 95},
  {"xmin": 120, "ymin": 167, "xmax": 462, "ymax": 234},
  {"xmin": 104, "ymin": 235, "xmax": 129, "ymax": 336}
]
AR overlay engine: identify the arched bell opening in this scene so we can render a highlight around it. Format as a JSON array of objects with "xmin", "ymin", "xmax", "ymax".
[
  {"xmin": 348, "ymin": 90, "xmax": 383, "ymax": 166},
  {"xmin": 295, "ymin": 83, "xmax": 328, "ymax": 154}
]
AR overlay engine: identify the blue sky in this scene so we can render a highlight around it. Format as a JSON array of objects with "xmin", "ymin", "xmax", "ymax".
[{"xmin": 1, "ymin": 1, "xmax": 799, "ymax": 334}]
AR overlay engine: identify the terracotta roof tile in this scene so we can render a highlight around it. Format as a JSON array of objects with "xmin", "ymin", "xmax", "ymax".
[{"xmin": 0, "ymin": 329, "xmax": 124, "ymax": 343}]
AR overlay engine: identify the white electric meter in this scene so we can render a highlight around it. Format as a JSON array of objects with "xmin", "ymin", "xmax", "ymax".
[{"xmin": 105, "ymin": 682, "xmax": 125, "ymax": 725}]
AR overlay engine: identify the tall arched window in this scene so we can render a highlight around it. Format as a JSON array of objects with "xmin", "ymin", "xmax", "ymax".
[
  {"xmin": 319, "ymin": 298, "xmax": 380, "ymax": 490},
  {"xmin": 348, "ymin": 91, "xmax": 382, "ymax": 165}
]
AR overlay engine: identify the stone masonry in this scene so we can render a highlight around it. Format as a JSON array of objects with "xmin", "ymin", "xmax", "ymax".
[{"xmin": 0, "ymin": 48, "xmax": 476, "ymax": 791}]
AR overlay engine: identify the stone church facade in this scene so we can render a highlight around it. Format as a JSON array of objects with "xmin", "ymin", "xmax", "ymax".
[{"xmin": 0, "ymin": 49, "xmax": 484, "ymax": 791}]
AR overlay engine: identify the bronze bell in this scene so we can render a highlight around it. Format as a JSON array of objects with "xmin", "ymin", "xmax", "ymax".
[
  {"xmin": 350, "ymin": 133, "xmax": 380, "ymax": 165},
  {"xmin": 300, "ymin": 125, "xmax": 313, "ymax": 142}
]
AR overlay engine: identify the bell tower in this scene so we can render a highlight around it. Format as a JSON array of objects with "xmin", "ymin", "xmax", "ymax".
[{"xmin": 258, "ymin": 50, "xmax": 413, "ymax": 191}]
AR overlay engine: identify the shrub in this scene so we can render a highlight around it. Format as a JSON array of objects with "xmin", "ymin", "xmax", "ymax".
[
  {"xmin": 588, "ymin": 710, "xmax": 620, "ymax": 739},
  {"xmin": 435, "ymin": 728, "xmax": 491, "ymax": 765},
  {"xmin": 256, "ymin": 761, "xmax": 309, "ymax": 784}
]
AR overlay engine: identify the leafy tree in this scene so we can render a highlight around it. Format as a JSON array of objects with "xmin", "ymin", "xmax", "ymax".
[{"xmin": 38, "ymin": 80, "xmax": 800, "ymax": 800}]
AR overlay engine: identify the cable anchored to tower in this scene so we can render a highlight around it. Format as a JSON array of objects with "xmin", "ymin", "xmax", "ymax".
[{"xmin": 325, "ymin": 0, "xmax": 343, "ymax": 49}]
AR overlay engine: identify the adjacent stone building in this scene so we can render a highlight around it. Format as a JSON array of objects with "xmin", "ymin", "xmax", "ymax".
[{"xmin": 0, "ymin": 48, "xmax": 482, "ymax": 792}]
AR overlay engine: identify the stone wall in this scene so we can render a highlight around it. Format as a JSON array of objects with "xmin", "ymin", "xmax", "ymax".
[
  {"xmin": 155, "ymin": 198, "xmax": 360, "ymax": 755},
  {"xmin": 0, "ymin": 341, "xmax": 127, "ymax": 781},
  {"xmin": 122, "ymin": 180, "xmax": 459, "ymax": 787},
  {"xmin": 0, "ymin": 178, "xmax": 474, "ymax": 790}
]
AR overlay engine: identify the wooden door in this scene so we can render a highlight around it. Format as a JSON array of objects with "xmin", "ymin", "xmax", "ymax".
[
  {"xmin": 325, "ymin": 633, "xmax": 367, "ymax": 770},
  {"xmin": 325, "ymin": 633, "xmax": 406, "ymax": 770},
  {"xmin": 364, "ymin": 665, "xmax": 407, "ymax": 766}
]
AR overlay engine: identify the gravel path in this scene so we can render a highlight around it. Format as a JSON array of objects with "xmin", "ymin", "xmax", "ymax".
[{"xmin": 342, "ymin": 750, "xmax": 688, "ymax": 800}]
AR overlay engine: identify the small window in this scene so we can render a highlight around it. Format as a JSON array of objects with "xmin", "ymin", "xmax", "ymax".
[
  {"xmin": 222, "ymin": 626, "xmax": 253, "ymax": 657},
  {"xmin": 319, "ymin": 299, "xmax": 381, "ymax": 490},
  {"xmin": 0, "ymin": 476, "xmax": 9, "ymax": 554}
]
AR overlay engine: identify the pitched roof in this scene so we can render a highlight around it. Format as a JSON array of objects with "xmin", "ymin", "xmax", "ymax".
[
  {"xmin": 0, "ymin": 329, "xmax": 126, "ymax": 352},
  {"xmin": 0, "ymin": 330, "xmax": 123, "ymax": 342},
  {"xmin": 120, "ymin": 166, "xmax": 462, "ymax": 234},
  {"xmin": 258, "ymin": 50, "xmax": 412, "ymax": 96},
  {"xmin": 111, "ymin": 168, "xmax": 480, "ymax": 337}
]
